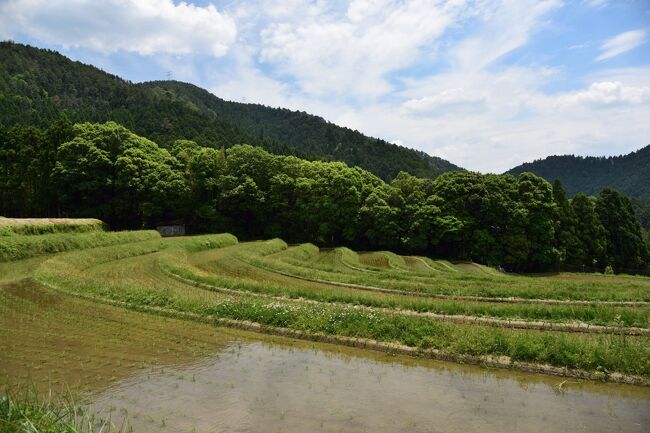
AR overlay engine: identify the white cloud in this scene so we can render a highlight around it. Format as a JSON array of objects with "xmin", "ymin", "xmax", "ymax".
[
  {"xmin": 210, "ymin": 0, "xmax": 650, "ymax": 173},
  {"xmin": 0, "ymin": 0, "xmax": 236, "ymax": 56},
  {"xmin": 258, "ymin": 0, "xmax": 463, "ymax": 99},
  {"xmin": 402, "ymin": 89, "xmax": 487, "ymax": 115},
  {"xmin": 329, "ymin": 63, "xmax": 650, "ymax": 173},
  {"xmin": 452, "ymin": 0, "xmax": 562, "ymax": 71},
  {"xmin": 558, "ymin": 81, "xmax": 650, "ymax": 106},
  {"xmin": 595, "ymin": 29, "xmax": 647, "ymax": 62},
  {"xmin": 209, "ymin": 48, "xmax": 293, "ymax": 108}
]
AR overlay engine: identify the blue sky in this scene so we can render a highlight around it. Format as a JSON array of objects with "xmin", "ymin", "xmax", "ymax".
[{"xmin": 1, "ymin": 0, "xmax": 649, "ymax": 172}]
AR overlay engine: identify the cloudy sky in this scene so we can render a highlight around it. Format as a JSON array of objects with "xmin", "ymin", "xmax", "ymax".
[{"xmin": 1, "ymin": 0, "xmax": 649, "ymax": 172}]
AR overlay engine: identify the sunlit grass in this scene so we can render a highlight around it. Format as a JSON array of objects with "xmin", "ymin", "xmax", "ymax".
[{"xmin": 28, "ymin": 235, "xmax": 650, "ymax": 379}]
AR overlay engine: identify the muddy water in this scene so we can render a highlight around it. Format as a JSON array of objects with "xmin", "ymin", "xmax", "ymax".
[
  {"xmin": 88, "ymin": 340, "xmax": 650, "ymax": 433},
  {"xmin": 0, "ymin": 280, "xmax": 233, "ymax": 393},
  {"xmin": 2, "ymin": 282, "xmax": 649, "ymax": 433}
]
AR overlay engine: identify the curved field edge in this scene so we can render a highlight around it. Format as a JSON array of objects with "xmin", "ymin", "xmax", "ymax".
[
  {"xmin": 159, "ymin": 251, "xmax": 650, "ymax": 332},
  {"xmin": 0, "ymin": 217, "xmax": 106, "ymax": 236},
  {"xmin": 241, "ymin": 254, "xmax": 650, "ymax": 312},
  {"xmin": 244, "ymin": 243, "xmax": 650, "ymax": 303},
  {"xmin": 32, "ymin": 239, "xmax": 650, "ymax": 383},
  {"xmin": 159, "ymin": 266, "xmax": 650, "ymax": 336},
  {"xmin": 33, "ymin": 277, "xmax": 650, "ymax": 387},
  {"xmin": 0, "ymin": 230, "xmax": 161, "ymax": 262}
]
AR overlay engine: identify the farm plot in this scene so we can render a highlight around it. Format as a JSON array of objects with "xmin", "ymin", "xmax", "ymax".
[{"xmin": 14, "ymin": 233, "xmax": 647, "ymax": 384}]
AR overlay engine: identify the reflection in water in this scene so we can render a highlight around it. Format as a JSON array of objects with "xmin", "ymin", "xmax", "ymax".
[
  {"xmin": 2, "ymin": 282, "xmax": 649, "ymax": 433},
  {"xmin": 91, "ymin": 341, "xmax": 650, "ymax": 433}
]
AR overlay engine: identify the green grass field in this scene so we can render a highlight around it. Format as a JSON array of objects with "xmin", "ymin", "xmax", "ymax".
[{"xmin": 2, "ymin": 226, "xmax": 650, "ymax": 384}]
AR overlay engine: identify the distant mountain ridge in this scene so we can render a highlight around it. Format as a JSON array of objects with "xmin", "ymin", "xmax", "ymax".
[
  {"xmin": 507, "ymin": 145, "xmax": 650, "ymax": 198},
  {"xmin": 0, "ymin": 41, "xmax": 460, "ymax": 180}
]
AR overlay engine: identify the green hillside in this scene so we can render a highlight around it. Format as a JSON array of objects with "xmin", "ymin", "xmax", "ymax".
[
  {"xmin": 0, "ymin": 41, "xmax": 459, "ymax": 180},
  {"xmin": 507, "ymin": 146, "xmax": 650, "ymax": 229},
  {"xmin": 507, "ymin": 145, "xmax": 650, "ymax": 198}
]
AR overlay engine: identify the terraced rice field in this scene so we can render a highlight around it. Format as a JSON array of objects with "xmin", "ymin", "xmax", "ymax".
[
  {"xmin": 1, "ymin": 231, "xmax": 642, "ymax": 384},
  {"xmin": 3, "ymin": 229, "xmax": 650, "ymax": 431}
]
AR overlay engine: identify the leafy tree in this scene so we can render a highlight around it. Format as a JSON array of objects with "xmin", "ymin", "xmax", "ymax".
[
  {"xmin": 359, "ymin": 186, "xmax": 402, "ymax": 249},
  {"xmin": 408, "ymin": 195, "xmax": 462, "ymax": 253},
  {"xmin": 570, "ymin": 193, "xmax": 607, "ymax": 268},
  {"xmin": 53, "ymin": 122, "xmax": 185, "ymax": 227},
  {"xmin": 596, "ymin": 188, "xmax": 648, "ymax": 270},
  {"xmin": 2, "ymin": 117, "xmax": 646, "ymax": 273},
  {"xmin": 551, "ymin": 179, "xmax": 581, "ymax": 267}
]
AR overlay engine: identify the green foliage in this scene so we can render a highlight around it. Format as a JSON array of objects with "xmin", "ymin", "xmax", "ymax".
[
  {"xmin": 596, "ymin": 188, "xmax": 648, "ymax": 270},
  {"xmin": 52, "ymin": 122, "xmax": 188, "ymax": 228},
  {"xmin": 552, "ymin": 180, "xmax": 581, "ymax": 267},
  {"xmin": 0, "ymin": 393, "xmax": 85, "ymax": 433},
  {"xmin": 0, "ymin": 41, "xmax": 458, "ymax": 182},
  {"xmin": 571, "ymin": 193, "xmax": 607, "ymax": 268},
  {"xmin": 2, "ymin": 117, "xmax": 648, "ymax": 271},
  {"xmin": 630, "ymin": 197, "xmax": 650, "ymax": 230},
  {"xmin": 508, "ymin": 145, "xmax": 650, "ymax": 200}
]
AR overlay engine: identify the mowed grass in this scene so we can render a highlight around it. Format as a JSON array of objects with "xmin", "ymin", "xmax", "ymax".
[
  {"xmin": 22, "ymin": 234, "xmax": 649, "ymax": 380},
  {"xmin": 248, "ymin": 242, "xmax": 650, "ymax": 303}
]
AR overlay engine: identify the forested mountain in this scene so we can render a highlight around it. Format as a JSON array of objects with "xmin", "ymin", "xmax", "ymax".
[
  {"xmin": 507, "ymin": 146, "xmax": 650, "ymax": 229},
  {"xmin": 0, "ymin": 41, "xmax": 459, "ymax": 180},
  {"xmin": 507, "ymin": 145, "xmax": 650, "ymax": 198}
]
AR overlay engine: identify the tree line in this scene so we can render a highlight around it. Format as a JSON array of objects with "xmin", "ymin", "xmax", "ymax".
[
  {"xmin": 1, "ymin": 41, "xmax": 458, "ymax": 181},
  {"xmin": 1, "ymin": 119, "xmax": 648, "ymax": 272},
  {"xmin": 508, "ymin": 145, "xmax": 650, "ymax": 200}
]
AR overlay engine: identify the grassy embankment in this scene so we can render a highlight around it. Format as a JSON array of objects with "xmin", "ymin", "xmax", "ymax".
[
  {"xmin": 1, "ymin": 218, "xmax": 648, "ymax": 383},
  {"xmin": 23, "ymin": 234, "xmax": 649, "ymax": 383},
  {"xmin": 0, "ymin": 216, "xmax": 159, "ymax": 262},
  {"xmin": 0, "ymin": 217, "xmax": 105, "ymax": 236},
  {"xmin": 161, "ymin": 241, "xmax": 650, "ymax": 329}
]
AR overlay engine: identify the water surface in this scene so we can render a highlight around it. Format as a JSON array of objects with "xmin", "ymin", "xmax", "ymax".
[
  {"xmin": 2, "ymin": 281, "xmax": 648, "ymax": 433},
  {"xmin": 90, "ymin": 339, "xmax": 650, "ymax": 433}
]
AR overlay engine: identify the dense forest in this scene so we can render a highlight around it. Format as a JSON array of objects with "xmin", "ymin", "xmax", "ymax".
[
  {"xmin": 2, "ymin": 119, "xmax": 648, "ymax": 273},
  {"xmin": 508, "ymin": 148, "xmax": 650, "ymax": 231},
  {"xmin": 0, "ymin": 41, "xmax": 458, "ymax": 181},
  {"xmin": 508, "ymin": 146, "xmax": 650, "ymax": 198}
]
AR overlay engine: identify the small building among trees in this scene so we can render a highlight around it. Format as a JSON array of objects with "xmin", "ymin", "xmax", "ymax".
[{"xmin": 155, "ymin": 220, "xmax": 185, "ymax": 237}]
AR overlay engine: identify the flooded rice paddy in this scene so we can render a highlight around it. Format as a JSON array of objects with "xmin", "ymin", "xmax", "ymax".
[{"xmin": 2, "ymin": 281, "xmax": 649, "ymax": 433}]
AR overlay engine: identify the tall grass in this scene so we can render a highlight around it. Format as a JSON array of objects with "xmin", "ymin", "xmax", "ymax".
[
  {"xmin": 0, "ymin": 230, "xmax": 161, "ymax": 262},
  {"xmin": 0, "ymin": 218, "xmax": 106, "ymax": 236},
  {"xmin": 0, "ymin": 391, "xmax": 119, "ymax": 433}
]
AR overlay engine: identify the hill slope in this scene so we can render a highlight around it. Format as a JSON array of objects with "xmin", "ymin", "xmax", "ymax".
[
  {"xmin": 140, "ymin": 80, "xmax": 459, "ymax": 179},
  {"xmin": 0, "ymin": 41, "xmax": 459, "ymax": 180},
  {"xmin": 507, "ymin": 145, "xmax": 650, "ymax": 198}
]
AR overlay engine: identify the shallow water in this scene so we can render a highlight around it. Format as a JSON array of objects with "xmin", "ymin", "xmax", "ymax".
[
  {"xmin": 2, "ymin": 282, "xmax": 649, "ymax": 433},
  {"xmin": 90, "ymin": 340, "xmax": 650, "ymax": 433}
]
